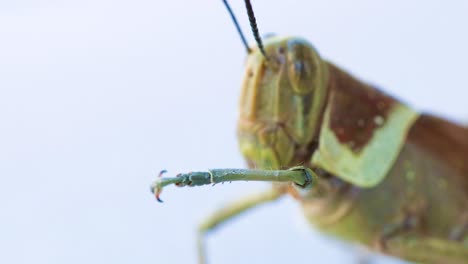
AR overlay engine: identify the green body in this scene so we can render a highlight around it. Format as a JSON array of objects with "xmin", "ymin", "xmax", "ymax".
[
  {"xmin": 237, "ymin": 36, "xmax": 468, "ymax": 263},
  {"xmin": 152, "ymin": 36, "xmax": 468, "ymax": 264}
]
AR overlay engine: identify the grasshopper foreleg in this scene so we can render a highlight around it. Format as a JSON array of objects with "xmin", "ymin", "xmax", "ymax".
[
  {"xmin": 150, "ymin": 166, "xmax": 315, "ymax": 202},
  {"xmin": 150, "ymin": 166, "xmax": 316, "ymax": 263}
]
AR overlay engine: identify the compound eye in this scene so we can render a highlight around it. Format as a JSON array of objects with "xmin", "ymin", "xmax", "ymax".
[{"xmin": 287, "ymin": 40, "xmax": 320, "ymax": 95}]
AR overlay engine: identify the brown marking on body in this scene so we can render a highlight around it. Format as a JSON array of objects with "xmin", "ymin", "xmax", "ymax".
[
  {"xmin": 326, "ymin": 63, "xmax": 397, "ymax": 152},
  {"xmin": 407, "ymin": 114, "xmax": 468, "ymax": 192}
]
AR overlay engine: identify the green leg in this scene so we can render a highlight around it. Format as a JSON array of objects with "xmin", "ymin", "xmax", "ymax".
[
  {"xmin": 151, "ymin": 166, "xmax": 315, "ymax": 202},
  {"xmin": 150, "ymin": 166, "xmax": 316, "ymax": 262},
  {"xmin": 197, "ymin": 187, "xmax": 285, "ymax": 264},
  {"xmin": 384, "ymin": 235, "xmax": 468, "ymax": 264}
]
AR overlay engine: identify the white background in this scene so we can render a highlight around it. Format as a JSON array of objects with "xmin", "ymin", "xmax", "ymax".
[{"xmin": 1, "ymin": 1, "xmax": 467, "ymax": 264}]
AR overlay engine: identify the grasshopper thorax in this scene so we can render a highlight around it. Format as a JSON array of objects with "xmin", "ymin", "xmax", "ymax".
[{"xmin": 238, "ymin": 36, "xmax": 329, "ymax": 169}]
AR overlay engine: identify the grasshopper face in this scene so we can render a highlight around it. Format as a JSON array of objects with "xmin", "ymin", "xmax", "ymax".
[{"xmin": 238, "ymin": 37, "xmax": 329, "ymax": 169}]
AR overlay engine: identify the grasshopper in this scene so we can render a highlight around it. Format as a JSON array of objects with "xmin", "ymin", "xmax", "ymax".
[{"xmin": 152, "ymin": 1, "xmax": 468, "ymax": 263}]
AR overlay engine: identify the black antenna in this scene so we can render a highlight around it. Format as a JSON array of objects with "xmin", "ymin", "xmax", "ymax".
[
  {"xmin": 222, "ymin": 0, "xmax": 251, "ymax": 54},
  {"xmin": 244, "ymin": 0, "xmax": 268, "ymax": 58}
]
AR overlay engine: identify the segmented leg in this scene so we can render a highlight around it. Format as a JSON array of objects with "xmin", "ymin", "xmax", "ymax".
[
  {"xmin": 150, "ymin": 166, "xmax": 316, "ymax": 263},
  {"xmin": 197, "ymin": 187, "xmax": 285, "ymax": 264},
  {"xmin": 152, "ymin": 166, "xmax": 314, "ymax": 202}
]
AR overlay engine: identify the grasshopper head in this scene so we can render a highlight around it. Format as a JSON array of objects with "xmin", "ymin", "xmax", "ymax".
[{"xmin": 238, "ymin": 36, "xmax": 329, "ymax": 169}]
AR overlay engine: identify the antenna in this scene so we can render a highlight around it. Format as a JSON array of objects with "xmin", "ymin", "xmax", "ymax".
[
  {"xmin": 222, "ymin": 0, "xmax": 251, "ymax": 54},
  {"xmin": 222, "ymin": 0, "xmax": 268, "ymax": 58},
  {"xmin": 243, "ymin": 0, "xmax": 268, "ymax": 58}
]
